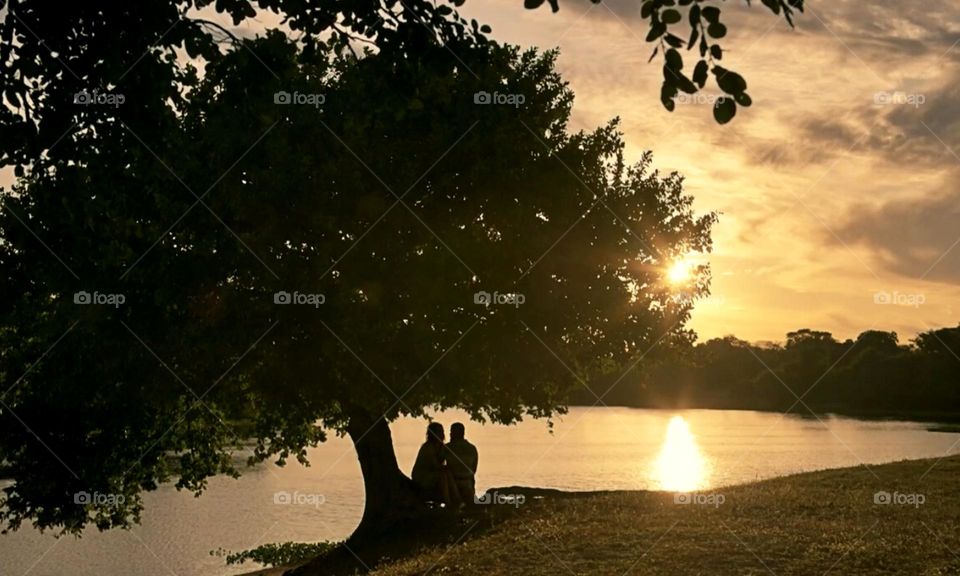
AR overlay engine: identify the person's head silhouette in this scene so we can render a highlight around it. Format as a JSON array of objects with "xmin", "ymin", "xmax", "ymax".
[
  {"xmin": 426, "ymin": 422, "xmax": 445, "ymax": 444},
  {"xmin": 450, "ymin": 422, "xmax": 465, "ymax": 441}
]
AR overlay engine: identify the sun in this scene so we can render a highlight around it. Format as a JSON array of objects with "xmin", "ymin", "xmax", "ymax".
[{"xmin": 667, "ymin": 259, "xmax": 694, "ymax": 284}]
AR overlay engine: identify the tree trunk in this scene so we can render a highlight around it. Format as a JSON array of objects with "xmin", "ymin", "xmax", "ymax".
[{"xmin": 346, "ymin": 407, "xmax": 424, "ymax": 541}]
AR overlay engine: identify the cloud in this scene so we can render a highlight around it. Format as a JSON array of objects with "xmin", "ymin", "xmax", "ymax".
[
  {"xmin": 460, "ymin": 0, "xmax": 960, "ymax": 341},
  {"xmin": 836, "ymin": 171, "xmax": 960, "ymax": 283},
  {"xmin": 573, "ymin": 0, "xmax": 960, "ymax": 167},
  {"xmin": 802, "ymin": 0, "xmax": 960, "ymax": 60},
  {"xmin": 577, "ymin": 0, "xmax": 960, "ymax": 53},
  {"xmin": 738, "ymin": 60, "xmax": 960, "ymax": 170}
]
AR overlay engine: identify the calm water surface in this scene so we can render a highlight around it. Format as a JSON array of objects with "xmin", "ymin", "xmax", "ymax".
[{"xmin": 2, "ymin": 408, "xmax": 958, "ymax": 576}]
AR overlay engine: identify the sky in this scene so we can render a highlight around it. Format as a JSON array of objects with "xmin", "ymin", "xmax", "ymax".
[
  {"xmin": 2, "ymin": 1, "xmax": 958, "ymax": 344},
  {"xmin": 456, "ymin": 0, "xmax": 960, "ymax": 343}
]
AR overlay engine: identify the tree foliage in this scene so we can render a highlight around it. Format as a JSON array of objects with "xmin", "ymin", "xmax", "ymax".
[
  {"xmin": 212, "ymin": 540, "xmax": 336, "ymax": 568},
  {"xmin": 589, "ymin": 325, "xmax": 960, "ymax": 416},
  {"xmin": 0, "ymin": 0, "xmax": 801, "ymax": 174},
  {"xmin": 527, "ymin": 0, "xmax": 804, "ymax": 123},
  {"xmin": 0, "ymin": 21, "xmax": 715, "ymax": 535}
]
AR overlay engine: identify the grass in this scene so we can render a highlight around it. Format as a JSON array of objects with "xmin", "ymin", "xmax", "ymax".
[{"xmin": 279, "ymin": 455, "xmax": 960, "ymax": 576}]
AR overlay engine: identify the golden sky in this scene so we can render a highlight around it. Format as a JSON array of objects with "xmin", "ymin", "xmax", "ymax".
[
  {"xmin": 461, "ymin": 0, "xmax": 960, "ymax": 343},
  {"xmin": 2, "ymin": 1, "xmax": 957, "ymax": 344}
]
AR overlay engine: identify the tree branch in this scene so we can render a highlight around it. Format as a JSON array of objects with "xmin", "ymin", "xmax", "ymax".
[{"xmin": 191, "ymin": 18, "xmax": 241, "ymax": 44}]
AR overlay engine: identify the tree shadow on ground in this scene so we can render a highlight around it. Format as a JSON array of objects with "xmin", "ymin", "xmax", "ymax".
[{"xmin": 287, "ymin": 487, "xmax": 611, "ymax": 576}]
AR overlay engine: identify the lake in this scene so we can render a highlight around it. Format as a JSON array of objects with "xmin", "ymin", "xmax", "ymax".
[{"xmin": 2, "ymin": 408, "xmax": 958, "ymax": 576}]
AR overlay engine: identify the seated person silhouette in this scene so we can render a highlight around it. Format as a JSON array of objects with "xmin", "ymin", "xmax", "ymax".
[
  {"xmin": 411, "ymin": 422, "xmax": 454, "ymax": 505},
  {"xmin": 445, "ymin": 422, "xmax": 479, "ymax": 505}
]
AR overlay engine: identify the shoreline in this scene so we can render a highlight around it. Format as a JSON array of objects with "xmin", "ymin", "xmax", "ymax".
[
  {"xmin": 233, "ymin": 454, "xmax": 960, "ymax": 575},
  {"xmin": 564, "ymin": 404, "xmax": 960, "ymax": 426}
]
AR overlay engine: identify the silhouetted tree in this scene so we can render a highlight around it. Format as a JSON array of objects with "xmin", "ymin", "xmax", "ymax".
[
  {"xmin": 855, "ymin": 330, "xmax": 900, "ymax": 353},
  {"xmin": 608, "ymin": 326, "xmax": 960, "ymax": 418},
  {"xmin": 0, "ymin": 0, "xmax": 802, "ymax": 167},
  {"xmin": 0, "ymin": 32, "xmax": 715, "ymax": 536}
]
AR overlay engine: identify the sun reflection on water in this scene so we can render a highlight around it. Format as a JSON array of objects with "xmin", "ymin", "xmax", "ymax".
[{"xmin": 655, "ymin": 415, "xmax": 708, "ymax": 491}]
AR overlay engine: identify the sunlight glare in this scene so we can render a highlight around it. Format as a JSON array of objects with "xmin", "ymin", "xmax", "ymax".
[
  {"xmin": 655, "ymin": 415, "xmax": 707, "ymax": 491},
  {"xmin": 667, "ymin": 259, "xmax": 693, "ymax": 284}
]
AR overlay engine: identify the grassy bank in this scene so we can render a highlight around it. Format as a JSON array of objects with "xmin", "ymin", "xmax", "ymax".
[{"xmin": 270, "ymin": 455, "xmax": 960, "ymax": 575}]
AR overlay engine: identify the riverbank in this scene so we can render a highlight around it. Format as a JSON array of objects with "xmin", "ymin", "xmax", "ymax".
[
  {"xmin": 567, "ymin": 403, "xmax": 960, "ymax": 428},
  {"xmin": 259, "ymin": 454, "xmax": 960, "ymax": 575}
]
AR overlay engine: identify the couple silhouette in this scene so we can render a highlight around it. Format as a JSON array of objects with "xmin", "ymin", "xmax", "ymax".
[{"xmin": 411, "ymin": 422, "xmax": 478, "ymax": 507}]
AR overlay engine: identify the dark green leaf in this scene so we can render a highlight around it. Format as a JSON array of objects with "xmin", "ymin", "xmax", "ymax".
[
  {"xmin": 661, "ymin": 82, "xmax": 678, "ymax": 111},
  {"xmin": 646, "ymin": 22, "xmax": 667, "ymax": 42},
  {"xmin": 662, "ymin": 9, "xmax": 682, "ymax": 24},
  {"xmin": 676, "ymin": 73, "xmax": 697, "ymax": 94},
  {"xmin": 665, "ymin": 49, "xmax": 683, "ymax": 71},
  {"xmin": 707, "ymin": 22, "xmax": 727, "ymax": 38},
  {"xmin": 693, "ymin": 60, "xmax": 709, "ymax": 88},
  {"xmin": 713, "ymin": 96, "xmax": 737, "ymax": 124},
  {"xmin": 688, "ymin": 26, "xmax": 699, "ymax": 49},
  {"xmin": 714, "ymin": 66, "xmax": 747, "ymax": 95},
  {"xmin": 702, "ymin": 6, "xmax": 721, "ymax": 23}
]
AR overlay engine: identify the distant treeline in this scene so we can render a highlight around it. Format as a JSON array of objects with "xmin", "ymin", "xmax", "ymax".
[{"xmin": 576, "ymin": 327, "xmax": 960, "ymax": 419}]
